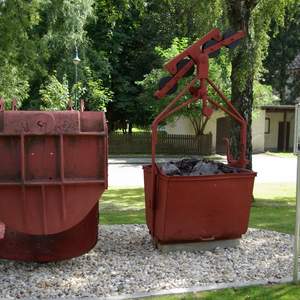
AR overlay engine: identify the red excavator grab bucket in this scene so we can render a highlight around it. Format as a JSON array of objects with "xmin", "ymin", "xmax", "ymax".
[
  {"xmin": 0, "ymin": 102, "xmax": 108, "ymax": 261},
  {"xmin": 144, "ymin": 28, "xmax": 256, "ymax": 245}
]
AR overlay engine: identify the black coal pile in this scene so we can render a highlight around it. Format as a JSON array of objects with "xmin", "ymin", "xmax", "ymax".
[{"xmin": 159, "ymin": 158, "xmax": 242, "ymax": 176}]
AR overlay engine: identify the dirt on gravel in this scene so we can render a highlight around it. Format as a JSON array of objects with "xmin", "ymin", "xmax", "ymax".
[{"xmin": 159, "ymin": 158, "xmax": 243, "ymax": 176}]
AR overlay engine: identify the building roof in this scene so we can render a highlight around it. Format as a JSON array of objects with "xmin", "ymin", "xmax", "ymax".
[
  {"xmin": 261, "ymin": 105, "xmax": 295, "ymax": 112},
  {"xmin": 289, "ymin": 53, "xmax": 300, "ymax": 71}
]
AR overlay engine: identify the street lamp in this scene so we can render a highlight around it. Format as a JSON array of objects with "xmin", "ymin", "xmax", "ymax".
[{"xmin": 73, "ymin": 45, "xmax": 81, "ymax": 110}]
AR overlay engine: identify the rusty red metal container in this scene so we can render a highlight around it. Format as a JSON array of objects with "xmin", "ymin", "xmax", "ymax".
[
  {"xmin": 143, "ymin": 165, "xmax": 256, "ymax": 244},
  {"xmin": 0, "ymin": 110, "xmax": 108, "ymax": 261},
  {"xmin": 144, "ymin": 29, "xmax": 257, "ymax": 246}
]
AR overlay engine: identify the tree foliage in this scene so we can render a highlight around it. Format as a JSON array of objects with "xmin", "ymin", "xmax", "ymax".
[
  {"xmin": 75, "ymin": 67, "xmax": 113, "ymax": 111},
  {"xmin": 39, "ymin": 73, "xmax": 70, "ymax": 110},
  {"xmin": 0, "ymin": 0, "xmax": 298, "ymax": 162},
  {"xmin": 263, "ymin": 2, "xmax": 300, "ymax": 104},
  {"xmin": 40, "ymin": 68, "xmax": 113, "ymax": 111},
  {"xmin": 225, "ymin": 0, "xmax": 294, "ymax": 168},
  {"xmin": 0, "ymin": 0, "xmax": 40, "ymax": 107},
  {"xmin": 0, "ymin": 63, "xmax": 29, "ymax": 108}
]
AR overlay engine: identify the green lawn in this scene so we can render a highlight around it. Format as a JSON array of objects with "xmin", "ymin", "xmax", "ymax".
[
  {"xmin": 100, "ymin": 187, "xmax": 145, "ymax": 224},
  {"xmin": 253, "ymin": 182, "xmax": 295, "ymax": 206},
  {"xmin": 251, "ymin": 182, "xmax": 296, "ymax": 233},
  {"xmin": 265, "ymin": 151, "xmax": 296, "ymax": 159},
  {"xmin": 100, "ymin": 183, "xmax": 299, "ymax": 299},
  {"xmin": 142, "ymin": 284, "xmax": 300, "ymax": 300}
]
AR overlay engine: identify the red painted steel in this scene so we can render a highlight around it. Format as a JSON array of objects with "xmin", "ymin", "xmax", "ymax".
[
  {"xmin": 0, "ymin": 204, "xmax": 99, "ymax": 262},
  {"xmin": 144, "ymin": 165, "xmax": 256, "ymax": 243},
  {"xmin": 144, "ymin": 28, "xmax": 257, "ymax": 243},
  {"xmin": 153, "ymin": 28, "xmax": 248, "ymax": 169},
  {"xmin": 0, "ymin": 108, "xmax": 108, "ymax": 261}
]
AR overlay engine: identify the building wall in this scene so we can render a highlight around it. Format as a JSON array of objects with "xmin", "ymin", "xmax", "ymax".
[
  {"xmin": 252, "ymin": 110, "xmax": 265, "ymax": 153},
  {"xmin": 165, "ymin": 109, "xmax": 265, "ymax": 153},
  {"xmin": 203, "ymin": 110, "xmax": 224, "ymax": 152},
  {"xmin": 164, "ymin": 116, "xmax": 195, "ymax": 135},
  {"xmin": 264, "ymin": 111, "xmax": 295, "ymax": 151}
]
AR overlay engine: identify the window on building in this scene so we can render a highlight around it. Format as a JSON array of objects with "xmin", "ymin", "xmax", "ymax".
[{"xmin": 265, "ymin": 117, "xmax": 270, "ymax": 134}]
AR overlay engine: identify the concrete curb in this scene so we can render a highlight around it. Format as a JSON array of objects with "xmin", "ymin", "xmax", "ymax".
[
  {"xmin": 157, "ymin": 238, "xmax": 240, "ymax": 252},
  {"xmin": 108, "ymin": 155, "xmax": 226, "ymax": 165},
  {"xmin": 108, "ymin": 157, "xmax": 187, "ymax": 165},
  {"xmin": 100, "ymin": 276, "xmax": 295, "ymax": 300}
]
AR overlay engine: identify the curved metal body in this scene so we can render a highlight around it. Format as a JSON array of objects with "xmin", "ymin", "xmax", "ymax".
[
  {"xmin": 0, "ymin": 108, "xmax": 108, "ymax": 261},
  {"xmin": 0, "ymin": 204, "xmax": 99, "ymax": 262}
]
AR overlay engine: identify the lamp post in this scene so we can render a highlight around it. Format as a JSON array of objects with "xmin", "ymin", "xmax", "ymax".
[
  {"xmin": 288, "ymin": 55, "xmax": 300, "ymax": 282},
  {"xmin": 73, "ymin": 45, "xmax": 81, "ymax": 110},
  {"xmin": 294, "ymin": 104, "xmax": 300, "ymax": 282}
]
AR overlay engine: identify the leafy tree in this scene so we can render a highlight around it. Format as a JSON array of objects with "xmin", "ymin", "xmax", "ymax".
[
  {"xmin": 263, "ymin": 2, "xmax": 300, "ymax": 104},
  {"xmin": 96, "ymin": 0, "xmax": 227, "ymax": 132},
  {"xmin": 137, "ymin": 38, "xmax": 232, "ymax": 136},
  {"xmin": 288, "ymin": 73, "xmax": 300, "ymax": 103},
  {"xmin": 137, "ymin": 0, "xmax": 289, "ymax": 162},
  {"xmin": 29, "ymin": 0, "xmax": 96, "ymax": 102},
  {"xmin": 39, "ymin": 73, "xmax": 70, "ymax": 110},
  {"xmin": 0, "ymin": 0, "xmax": 296, "ymax": 164},
  {"xmin": 0, "ymin": 0, "xmax": 41, "ymax": 107},
  {"xmin": 253, "ymin": 82, "xmax": 279, "ymax": 108},
  {"xmin": 0, "ymin": 63, "xmax": 29, "ymax": 108},
  {"xmin": 225, "ymin": 0, "xmax": 294, "ymax": 168},
  {"xmin": 0, "ymin": 0, "xmax": 98, "ymax": 109},
  {"xmin": 39, "ymin": 67, "xmax": 113, "ymax": 112},
  {"xmin": 102, "ymin": 0, "xmax": 157, "ymax": 132},
  {"xmin": 71, "ymin": 67, "xmax": 113, "ymax": 111}
]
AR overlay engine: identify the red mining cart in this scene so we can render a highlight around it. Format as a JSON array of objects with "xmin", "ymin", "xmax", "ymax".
[
  {"xmin": 0, "ymin": 100, "xmax": 108, "ymax": 261},
  {"xmin": 144, "ymin": 28, "xmax": 256, "ymax": 244}
]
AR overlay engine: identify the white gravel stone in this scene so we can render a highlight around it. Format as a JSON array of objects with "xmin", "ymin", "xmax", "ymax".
[{"xmin": 0, "ymin": 225, "xmax": 294, "ymax": 298}]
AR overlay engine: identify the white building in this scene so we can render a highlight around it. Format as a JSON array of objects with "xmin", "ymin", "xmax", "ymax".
[{"xmin": 165, "ymin": 105, "xmax": 295, "ymax": 154}]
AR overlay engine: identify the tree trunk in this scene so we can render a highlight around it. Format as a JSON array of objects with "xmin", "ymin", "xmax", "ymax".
[
  {"xmin": 226, "ymin": 0, "xmax": 258, "ymax": 170},
  {"xmin": 128, "ymin": 123, "xmax": 133, "ymax": 134},
  {"xmin": 279, "ymin": 85, "xmax": 286, "ymax": 105},
  {"xmin": 231, "ymin": 62, "xmax": 254, "ymax": 169}
]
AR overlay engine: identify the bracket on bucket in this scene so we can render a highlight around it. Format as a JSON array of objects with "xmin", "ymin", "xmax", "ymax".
[{"xmin": 149, "ymin": 28, "xmax": 248, "ymax": 235}]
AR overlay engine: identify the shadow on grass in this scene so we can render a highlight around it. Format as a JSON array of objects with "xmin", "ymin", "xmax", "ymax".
[
  {"xmin": 100, "ymin": 209, "xmax": 145, "ymax": 224},
  {"xmin": 265, "ymin": 151, "xmax": 295, "ymax": 159},
  {"xmin": 253, "ymin": 198, "xmax": 295, "ymax": 207},
  {"xmin": 101, "ymin": 188, "xmax": 144, "ymax": 211},
  {"xmin": 249, "ymin": 206, "xmax": 295, "ymax": 234}
]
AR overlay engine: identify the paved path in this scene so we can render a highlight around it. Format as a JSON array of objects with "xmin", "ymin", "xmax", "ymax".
[
  {"xmin": 252, "ymin": 154, "xmax": 296, "ymax": 183},
  {"xmin": 108, "ymin": 154, "xmax": 297, "ymax": 187}
]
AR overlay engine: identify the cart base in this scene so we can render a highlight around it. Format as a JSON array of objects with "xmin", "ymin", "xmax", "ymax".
[{"xmin": 154, "ymin": 238, "xmax": 240, "ymax": 253}]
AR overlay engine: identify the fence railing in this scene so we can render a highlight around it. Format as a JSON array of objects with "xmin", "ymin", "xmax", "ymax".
[{"xmin": 109, "ymin": 132, "xmax": 212, "ymax": 155}]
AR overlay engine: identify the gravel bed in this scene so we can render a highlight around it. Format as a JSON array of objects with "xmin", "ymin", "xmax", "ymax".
[{"xmin": 0, "ymin": 225, "xmax": 294, "ymax": 299}]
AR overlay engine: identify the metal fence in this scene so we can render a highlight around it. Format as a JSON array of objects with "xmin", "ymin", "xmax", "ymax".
[{"xmin": 109, "ymin": 132, "xmax": 212, "ymax": 155}]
